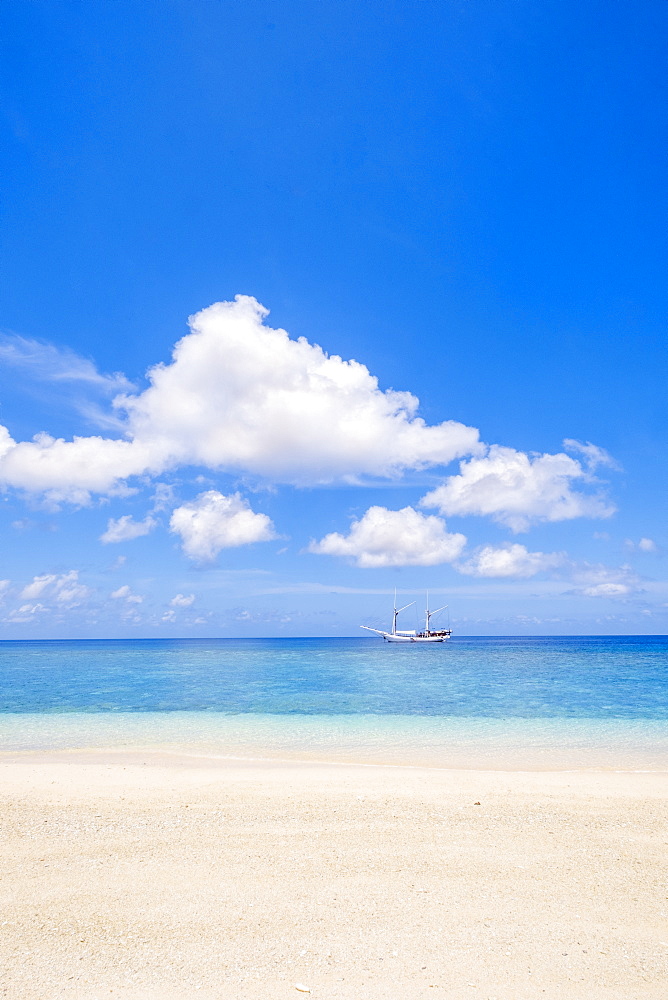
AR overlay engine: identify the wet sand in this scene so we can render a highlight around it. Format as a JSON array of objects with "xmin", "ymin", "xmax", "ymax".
[{"xmin": 1, "ymin": 751, "xmax": 667, "ymax": 999}]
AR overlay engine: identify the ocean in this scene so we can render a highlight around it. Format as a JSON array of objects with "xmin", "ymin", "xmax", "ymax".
[{"xmin": 1, "ymin": 635, "xmax": 667, "ymax": 769}]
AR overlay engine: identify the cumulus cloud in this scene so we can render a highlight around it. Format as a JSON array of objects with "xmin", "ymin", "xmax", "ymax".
[
  {"xmin": 0, "ymin": 580, "xmax": 10, "ymax": 603},
  {"xmin": 170, "ymin": 593, "xmax": 195, "ymax": 607},
  {"xmin": 308, "ymin": 505, "xmax": 467, "ymax": 568},
  {"xmin": 100, "ymin": 514, "xmax": 157, "ymax": 544},
  {"xmin": 169, "ymin": 490, "xmax": 276, "ymax": 562},
  {"xmin": 0, "ymin": 296, "xmax": 481, "ymax": 501},
  {"xmin": 0, "ymin": 425, "xmax": 149, "ymax": 505},
  {"xmin": 4, "ymin": 602, "xmax": 47, "ymax": 623},
  {"xmin": 110, "ymin": 584, "xmax": 143, "ymax": 604},
  {"xmin": 421, "ymin": 445, "xmax": 616, "ymax": 532},
  {"xmin": 19, "ymin": 575, "xmax": 53, "ymax": 600},
  {"xmin": 20, "ymin": 570, "xmax": 90, "ymax": 607},
  {"xmin": 626, "ymin": 537, "xmax": 658, "ymax": 554},
  {"xmin": 456, "ymin": 543, "xmax": 565, "ymax": 579}
]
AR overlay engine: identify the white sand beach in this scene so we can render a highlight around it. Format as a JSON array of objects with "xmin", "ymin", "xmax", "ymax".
[{"xmin": 1, "ymin": 753, "xmax": 667, "ymax": 1000}]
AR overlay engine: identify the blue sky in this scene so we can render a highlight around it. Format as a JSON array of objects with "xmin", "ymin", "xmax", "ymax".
[{"xmin": 0, "ymin": 0, "xmax": 666, "ymax": 638}]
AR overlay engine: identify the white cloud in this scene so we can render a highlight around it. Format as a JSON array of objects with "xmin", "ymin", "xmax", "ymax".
[
  {"xmin": 20, "ymin": 570, "xmax": 90, "ymax": 607},
  {"xmin": 563, "ymin": 438, "xmax": 621, "ymax": 471},
  {"xmin": 0, "ymin": 334, "xmax": 134, "ymax": 433},
  {"xmin": 456, "ymin": 543, "xmax": 565, "ymax": 579},
  {"xmin": 169, "ymin": 490, "xmax": 276, "ymax": 562},
  {"xmin": 100, "ymin": 514, "xmax": 157, "ymax": 544},
  {"xmin": 4, "ymin": 602, "xmax": 47, "ymax": 622},
  {"xmin": 54, "ymin": 571, "xmax": 90, "ymax": 606},
  {"xmin": 170, "ymin": 593, "xmax": 195, "ymax": 607},
  {"xmin": 0, "ymin": 425, "xmax": 149, "ymax": 505},
  {"xmin": 152, "ymin": 483, "xmax": 176, "ymax": 511},
  {"xmin": 583, "ymin": 582, "xmax": 631, "ymax": 598},
  {"xmin": 624, "ymin": 536, "xmax": 658, "ymax": 554},
  {"xmin": 0, "ymin": 333, "xmax": 133, "ymax": 393},
  {"xmin": 573, "ymin": 563, "xmax": 641, "ymax": 598},
  {"xmin": 308, "ymin": 505, "xmax": 467, "ymax": 568},
  {"xmin": 0, "ymin": 296, "xmax": 481, "ymax": 501},
  {"xmin": 110, "ymin": 584, "xmax": 143, "ymax": 604},
  {"xmin": 162, "ymin": 610, "xmax": 176, "ymax": 622},
  {"xmin": 0, "ymin": 580, "xmax": 10, "ymax": 603},
  {"xmin": 421, "ymin": 445, "xmax": 615, "ymax": 532},
  {"xmin": 20, "ymin": 574, "xmax": 56, "ymax": 599}
]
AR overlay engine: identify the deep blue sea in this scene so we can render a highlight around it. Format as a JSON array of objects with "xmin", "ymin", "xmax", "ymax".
[{"xmin": 1, "ymin": 636, "xmax": 667, "ymax": 768}]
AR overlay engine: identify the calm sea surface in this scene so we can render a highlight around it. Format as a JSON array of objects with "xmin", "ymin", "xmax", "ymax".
[{"xmin": 1, "ymin": 636, "xmax": 667, "ymax": 768}]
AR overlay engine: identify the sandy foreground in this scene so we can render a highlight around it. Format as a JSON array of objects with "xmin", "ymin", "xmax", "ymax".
[{"xmin": 1, "ymin": 753, "xmax": 667, "ymax": 1000}]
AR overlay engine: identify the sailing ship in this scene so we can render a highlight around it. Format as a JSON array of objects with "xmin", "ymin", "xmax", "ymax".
[{"xmin": 360, "ymin": 592, "xmax": 452, "ymax": 643}]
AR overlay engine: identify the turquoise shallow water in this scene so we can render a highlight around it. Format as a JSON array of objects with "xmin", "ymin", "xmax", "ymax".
[
  {"xmin": 2, "ymin": 711, "xmax": 668, "ymax": 770},
  {"xmin": 1, "ymin": 636, "xmax": 667, "ymax": 768}
]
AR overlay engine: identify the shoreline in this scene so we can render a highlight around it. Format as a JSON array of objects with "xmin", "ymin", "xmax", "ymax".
[
  {"xmin": 2, "ymin": 755, "xmax": 667, "ymax": 999},
  {"xmin": 3, "ymin": 711, "xmax": 668, "ymax": 773},
  {"xmin": 3, "ymin": 744, "xmax": 668, "ymax": 773}
]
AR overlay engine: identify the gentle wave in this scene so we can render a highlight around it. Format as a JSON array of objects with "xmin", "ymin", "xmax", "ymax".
[{"xmin": 2, "ymin": 711, "xmax": 668, "ymax": 770}]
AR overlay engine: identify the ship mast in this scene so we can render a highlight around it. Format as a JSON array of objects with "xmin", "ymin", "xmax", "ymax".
[
  {"xmin": 425, "ymin": 594, "xmax": 448, "ymax": 634},
  {"xmin": 392, "ymin": 588, "xmax": 414, "ymax": 635}
]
